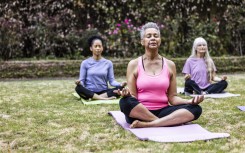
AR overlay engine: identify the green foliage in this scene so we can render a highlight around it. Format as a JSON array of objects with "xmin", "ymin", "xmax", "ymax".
[{"xmin": 0, "ymin": 0, "xmax": 244, "ymax": 60}]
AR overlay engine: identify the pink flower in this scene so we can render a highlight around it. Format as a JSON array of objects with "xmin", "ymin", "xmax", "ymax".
[
  {"xmin": 113, "ymin": 29, "xmax": 118, "ymax": 34},
  {"xmin": 124, "ymin": 19, "xmax": 129, "ymax": 24},
  {"xmin": 116, "ymin": 23, "xmax": 121, "ymax": 27}
]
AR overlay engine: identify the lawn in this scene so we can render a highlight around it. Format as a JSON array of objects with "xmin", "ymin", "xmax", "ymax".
[{"xmin": 0, "ymin": 74, "xmax": 244, "ymax": 153}]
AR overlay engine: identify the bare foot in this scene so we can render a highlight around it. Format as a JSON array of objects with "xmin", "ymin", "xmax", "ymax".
[
  {"xmin": 130, "ymin": 120, "xmax": 149, "ymax": 128},
  {"xmin": 130, "ymin": 120, "xmax": 140, "ymax": 128},
  {"xmin": 107, "ymin": 96, "xmax": 116, "ymax": 100},
  {"xmin": 202, "ymin": 91, "xmax": 207, "ymax": 95},
  {"xmin": 93, "ymin": 94, "xmax": 116, "ymax": 100},
  {"xmin": 98, "ymin": 97, "xmax": 116, "ymax": 100},
  {"xmin": 98, "ymin": 96, "xmax": 116, "ymax": 100}
]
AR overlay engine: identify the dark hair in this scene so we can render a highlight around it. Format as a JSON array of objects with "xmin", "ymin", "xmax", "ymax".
[{"xmin": 88, "ymin": 35, "xmax": 104, "ymax": 47}]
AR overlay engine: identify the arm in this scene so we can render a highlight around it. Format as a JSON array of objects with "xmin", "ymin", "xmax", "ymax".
[
  {"xmin": 113, "ymin": 59, "xmax": 138, "ymax": 97},
  {"xmin": 107, "ymin": 61, "xmax": 121, "ymax": 87},
  {"xmin": 209, "ymin": 59, "xmax": 227, "ymax": 82},
  {"xmin": 126, "ymin": 59, "xmax": 138, "ymax": 98},
  {"xmin": 75, "ymin": 61, "xmax": 87, "ymax": 86},
  {"xmin": 167, "ymin": 60, "xmax": 204, "ymax": 105},
  {"xmin": 182, "ymin": 58, "xmax": 191, "ymax": 81},
  {"xmin": 212, "ymin": 71, "xmax": 227, "ymax": 82}
]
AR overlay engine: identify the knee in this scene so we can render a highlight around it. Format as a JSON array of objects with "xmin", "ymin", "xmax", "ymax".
[
  {"xmin": 119, "ymin": 97, "xmax": 130, "ymax": 115},
  {"xmin": 191, "ymin": 105, "xmax": 202, "ymax": 120},
  {"xmin": 119, "ymin": 96, "xmax": 131, "ymax": 107},
  {"xmin": 119, "ymin": 96, "xmax": 138, "ymax": 115},
  {"xmin": 221, "ymin": 80, "xmax": 228, "ymax": 88},
  {"xmin": 75, "ymin": 85, "xmax": 81, "ymax": 93},
  {"xmin": 185, "ymin": 79, "xmax": 194, "ymax": 85}
]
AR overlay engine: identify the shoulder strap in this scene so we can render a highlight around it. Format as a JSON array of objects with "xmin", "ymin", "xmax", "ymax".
[{"xmin": 142, "ymin": 56, "xmax": 145, "ymax": 70}]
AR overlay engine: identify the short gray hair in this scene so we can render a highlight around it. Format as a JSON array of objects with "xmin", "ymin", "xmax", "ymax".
[{"xmin": 140, "ymin": 22, "xmax": 160, "ymax": 39}]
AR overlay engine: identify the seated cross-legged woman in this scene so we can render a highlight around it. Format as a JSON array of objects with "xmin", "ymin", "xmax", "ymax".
[
  {"xmin": 115, "ymin": 22, "xmax": 204, "ymax": 128},
  {"xmin": 75, "ymin": 35, "xmax": 126, "ymax": 100},
  {"xmin": 182, "ymin": 37, "xmax": 228, "ymax": 95}
]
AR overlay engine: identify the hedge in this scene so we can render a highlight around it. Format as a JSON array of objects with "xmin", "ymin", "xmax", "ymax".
[{"xmin": 0, "ymin": 56, "xmax": 244, "ymax": 79}]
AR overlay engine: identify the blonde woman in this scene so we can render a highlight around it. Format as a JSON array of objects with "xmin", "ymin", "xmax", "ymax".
[{"xmin": 182, "ymin": 37, "xmax": 228, "ymax": 95}]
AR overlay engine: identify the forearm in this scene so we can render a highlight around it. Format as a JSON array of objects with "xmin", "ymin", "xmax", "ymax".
[
  {"xmin": 169, "ymin": 95, "xmax": 204, "ymax": 106},
  {"xmin": 169, "ymin": 95, "xmax": 190, "ymax": 105},
  {"xmin": 109, "ymin": 80, "xmax": 121, "ymax": 87}
]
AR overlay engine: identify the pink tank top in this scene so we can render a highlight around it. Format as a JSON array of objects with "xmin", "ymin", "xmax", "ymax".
[{"xmin": 136, "ymin": 56, "xmax": 170, "ymax": 110}]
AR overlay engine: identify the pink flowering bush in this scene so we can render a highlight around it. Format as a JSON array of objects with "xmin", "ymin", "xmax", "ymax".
[
  {"xmin": 105, "ymin": 19, "xmax": 167, "ymax": 57},
  {"xmin": 105, "ymin": 19, "xmax": 142, "ymax": 57}
]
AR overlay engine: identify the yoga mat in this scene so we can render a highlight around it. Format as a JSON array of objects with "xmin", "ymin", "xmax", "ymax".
[
  {"xmin": 108, "ymin": 111, "xmax": 230, "ymax": 142},
  {"xmin": 189, "ymin": 92, "xmax": 240, "ymax": 98},
  {"xmin": 237, "ymin": 106, "xmax": 245, "ymax": 111},
  {"xmin": 72, "ymin": 92, "xmax": 81, "ymax": 99},
  {"xmin": 177, "ymin": 87, "xmax": 240, "ymax": 98},
  {"xmin": 72, "ymin": 92, "xmax": 119, "ymax": 105},
  {"xmin": 177, "ymin": 87, "xmax": 185, "ymax": 94}
]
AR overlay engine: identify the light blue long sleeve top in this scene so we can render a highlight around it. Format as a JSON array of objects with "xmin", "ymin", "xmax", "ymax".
[{"xmin": 78, "ymin": 57, "xmax": 121, "ymax": 92}]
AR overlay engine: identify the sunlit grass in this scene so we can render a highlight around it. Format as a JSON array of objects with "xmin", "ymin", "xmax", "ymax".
[{"xmin": 0, "ymin": 74, "xmax": 244, "ymax": 153}]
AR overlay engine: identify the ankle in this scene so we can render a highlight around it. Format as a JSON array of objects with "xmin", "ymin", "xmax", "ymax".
[{"xmin": 202, "ymin": 91, "xmax": 207, "ymax": 95}]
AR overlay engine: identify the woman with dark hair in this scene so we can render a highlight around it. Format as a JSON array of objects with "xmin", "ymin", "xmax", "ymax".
[{"xmin": 75, "ymin": 35, "xmax": 126, "ymax": 100}]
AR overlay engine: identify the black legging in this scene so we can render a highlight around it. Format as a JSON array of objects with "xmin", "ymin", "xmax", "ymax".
[
  {"xmin": 184, "ymin": 79, "xmax": 228, "ymax": 94},
  {"xmin": 119, "ymin": 96, "xmax": 202, "ymax": 124},
  {"xmin": 75, "ymin": 84, "xmax": 123, "ymax": 100}
]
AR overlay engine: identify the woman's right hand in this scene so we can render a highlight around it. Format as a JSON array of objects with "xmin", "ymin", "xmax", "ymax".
[
  {"xmin": 75, "ymin": 80, "xmax": 80, "ymax": 85},
  {"xmin": 121, "ymin": 81, "xmax": 127, "ymax": 87},
  {"xmin": 184, "ymin": 74, "xmax": 191, "ymax": 80},
  {"xmin": 114, "ymin": 87, "xmax": 131, "ymax": 97},
  {"xmin": 222, "ymin": 75, "xmax": 227, "ymax": 80}
]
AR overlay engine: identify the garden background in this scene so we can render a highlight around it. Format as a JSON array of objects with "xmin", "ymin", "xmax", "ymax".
[
  {"xmin": 0, "ymin": 0, "xmax": 244, "ymax": 60},
  {"xmin": 0, "ymin": 0, "xmax": 244, "ymax": 78},
  {"xmin": 0, "ymin": 1, "xmax": 245, "ymax": 152}
]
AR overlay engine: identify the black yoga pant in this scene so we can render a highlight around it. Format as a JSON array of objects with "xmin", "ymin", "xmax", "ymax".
[
  {"xmin": 119, "ymin": 96, "xmax": 202, "ymax": 124},
  {"xmin": 184, "ymin": 79, "xmax": 228, "ymax": 94},
  {"xmin": 75, "ymin": 84, "xmax": 123, "ymax": 100}
]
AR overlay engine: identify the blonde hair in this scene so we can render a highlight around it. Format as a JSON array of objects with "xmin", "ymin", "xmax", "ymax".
[{"xmin": 190, "ymin": 37, "xmax": 214, "ymax": 82}]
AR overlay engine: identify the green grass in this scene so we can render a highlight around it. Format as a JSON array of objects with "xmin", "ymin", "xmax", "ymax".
[{"xmin": 0, "ymin": 74, "xmax": 244, "ymax": 153}]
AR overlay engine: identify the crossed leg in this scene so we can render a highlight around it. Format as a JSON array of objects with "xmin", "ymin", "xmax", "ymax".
[
  {"xmin": 129, "ymin": 104, "xmax": 194, "ymax": 128},
  {"xmin": 92, "ymin": 93, "xmax": 116, "ymax": 100}
]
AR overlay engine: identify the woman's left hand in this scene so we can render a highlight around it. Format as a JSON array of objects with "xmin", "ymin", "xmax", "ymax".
[
  {"xmin": 114, "ymin": 87, "xmax": 131, "ymax": 97},
  {"xmin": 188, "ymin": 95, "xmax": 204, "ymax": 105},
  {"xmin": 222, "ymin": 76, "xmax": 227, "ymax": 80},
  {"xmin": 121, "ymin": 81, "xmax": 127, "ymax": 87}
]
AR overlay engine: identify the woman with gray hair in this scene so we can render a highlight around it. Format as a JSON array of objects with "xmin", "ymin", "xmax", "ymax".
[
  {"xmin": 182, "ymin": 37, "xmax": 228, "ymax": 95},
  {"xmin": 114, "ymin": 22, "xmax": 204, "ymax": 128}
]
